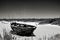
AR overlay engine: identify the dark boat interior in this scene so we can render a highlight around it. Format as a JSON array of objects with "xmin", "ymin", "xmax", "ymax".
[{"xmin": 10, "ymin": 22, "xmax": 36, "ymax": 37}]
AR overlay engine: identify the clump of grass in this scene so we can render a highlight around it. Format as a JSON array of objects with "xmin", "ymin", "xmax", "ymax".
[
  {"xmin": 3, "ymin": 29, "xmax": 12, "ymax": 40},
  {"xmin": 36, "ymin": 34, "xmax": 60, "ymax": 40},
  {"xmin": 49, "ymin": 34, "xmax": 60, "ymax": 40},
  {"xmin": 0, "ymin": 34, "xmax": 2, "ymax": 40}
]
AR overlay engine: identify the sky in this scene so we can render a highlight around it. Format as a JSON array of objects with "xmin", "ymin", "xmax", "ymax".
[{"xmin": 0, "ymin": 0, "xmax": 60, "ymax": 19}]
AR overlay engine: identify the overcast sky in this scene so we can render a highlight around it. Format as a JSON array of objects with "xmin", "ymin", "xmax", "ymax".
[{"xmin": 0, "ymin": 0, "xmax": 60, "ymax": 19}]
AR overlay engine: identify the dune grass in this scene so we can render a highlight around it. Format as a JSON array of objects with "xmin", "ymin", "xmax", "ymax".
[
  {"xmin": 0, "ymin": 34, "xmax": 60, "ymax": 40},
  {"xmin": 0, "ymin": 29, "xmax": 60, "ymax": 40}
]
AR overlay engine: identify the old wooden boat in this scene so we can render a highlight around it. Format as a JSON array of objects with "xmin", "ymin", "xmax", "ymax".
[{"xmin": 10, "ymin": 22, "xmax": 36, "ymax": 37}]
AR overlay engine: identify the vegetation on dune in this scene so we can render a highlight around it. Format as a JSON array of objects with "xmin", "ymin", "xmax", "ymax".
[{"xmin": 0, "ymin": 29, "xmax": 60, "ymax": 40}]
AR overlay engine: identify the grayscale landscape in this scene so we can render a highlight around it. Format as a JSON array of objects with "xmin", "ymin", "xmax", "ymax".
[{"xmin": 0, "ymin": 0, "xmax": 60, "ymax": 40}]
